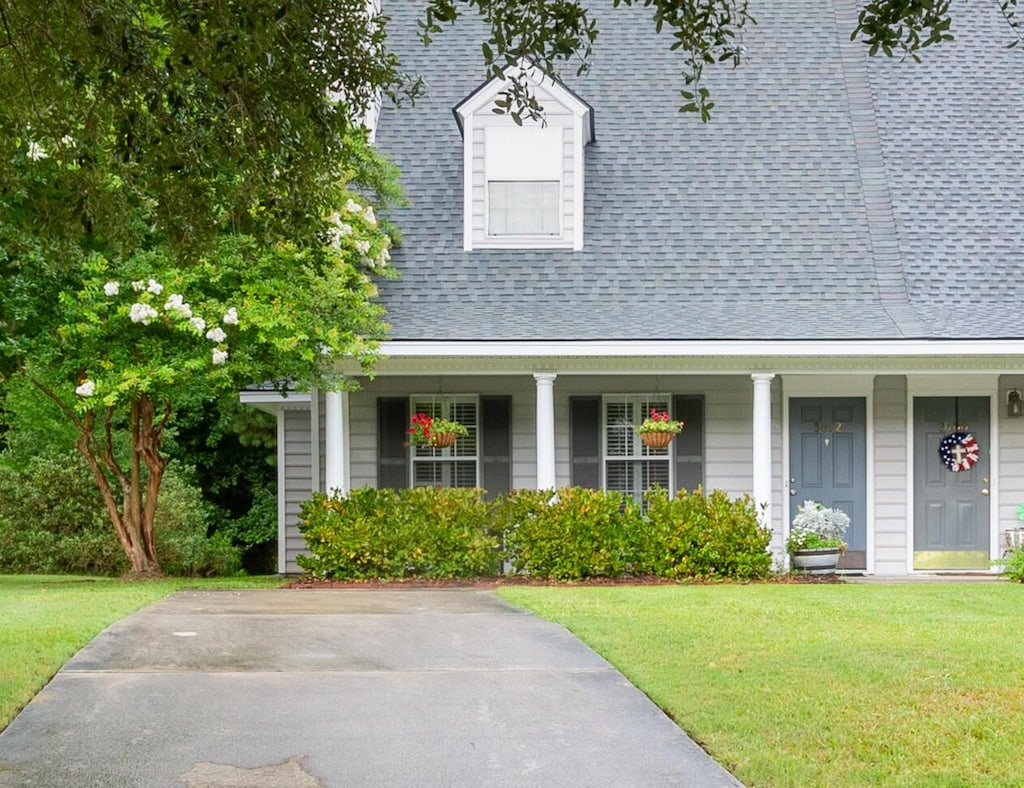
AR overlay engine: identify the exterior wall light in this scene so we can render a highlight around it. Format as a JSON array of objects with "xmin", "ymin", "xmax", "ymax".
[{"xmin": 1008, "ymin": 390, "xmax": 1023, "ymax": 419}]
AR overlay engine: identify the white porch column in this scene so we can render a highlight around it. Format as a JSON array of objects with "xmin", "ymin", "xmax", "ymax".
[
  {"xmin": 751, "ymin": 373, "xmax": 775, "ymax": 529},
  {"xmin": 324, "ymin": 390, "xmax": 348, "ymax": 496},
  {"xmin": 534, "ymin": 373, "xmax": 558, "ymax": 490}
]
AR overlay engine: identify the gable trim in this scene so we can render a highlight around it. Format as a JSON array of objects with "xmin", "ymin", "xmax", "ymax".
[{"xmin": 452, "ymin": 62, "xmax": 595, "ymax": 143}]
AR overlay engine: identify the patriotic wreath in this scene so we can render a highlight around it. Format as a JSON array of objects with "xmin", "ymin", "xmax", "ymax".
[{"xmin": 938, "ymin": 432, "xmax": 980, "ymax": 473}]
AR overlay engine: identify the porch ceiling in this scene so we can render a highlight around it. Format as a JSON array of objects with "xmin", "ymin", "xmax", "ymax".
[{"xmin": 341, "ymin": 339, "xmax": 1024, "ymax": 377}]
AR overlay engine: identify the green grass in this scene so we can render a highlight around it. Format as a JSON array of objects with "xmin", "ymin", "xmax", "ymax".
[
  {"xmin": 498, "ymin": 584, "xmax": 1024, "ymax": 787},
  {"xmin": 0, "ymin": 574, "xmax": 283, "ymax": 731}
]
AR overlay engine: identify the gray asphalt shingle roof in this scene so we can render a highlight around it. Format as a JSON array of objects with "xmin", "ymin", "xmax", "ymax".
[{"xmin": 374, "ymin": 0, "xmax": 1024, "ymax": 341}]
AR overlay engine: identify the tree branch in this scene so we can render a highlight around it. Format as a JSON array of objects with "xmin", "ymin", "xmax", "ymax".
[
  {"xmin": 0, "ymin": 1, "xmax": 14, "ymax": 50},
  {"xmin": 994, "ymin": 0, "xmax": 1024, "ymax": 48},
  {"xmin": 28, "ymin": 377, "xmax": 87, "ymax": 432},
  {"xmin": 76, "ymin": 412, "xmax": 133, "ymax": 557}
]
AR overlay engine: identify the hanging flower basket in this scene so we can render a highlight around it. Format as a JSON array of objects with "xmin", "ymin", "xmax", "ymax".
[
  {"xmin": 635, "ymin": 409, "xmax": 684, "ymax": 449},
  {"xmin": 406, "ymin": 413, "xmax": 469, "ymax": 448},
  {"xmin": 639, "ymin": 431, "xmax": 676, "ymax": 449},
  {"xmin": 430, "ymin": 431, "xmax": 459, "ymax": 449}
]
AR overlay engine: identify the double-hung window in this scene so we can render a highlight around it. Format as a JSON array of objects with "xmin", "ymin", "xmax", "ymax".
[
  {"xmin": 604, "ymin": 396, "xmax": 672, "ymax": 503},
  {"xmin": 485, "ymin": 125, "xmax": 563, "ymax": 238},
  {"xmin": 410, "ymin": 396, "xmax": 479, "ymax": 488}
]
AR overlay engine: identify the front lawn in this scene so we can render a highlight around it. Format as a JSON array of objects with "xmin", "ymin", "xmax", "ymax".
[
  {"xmin": 0, "ymin": 574, "xmax": 283, "ymax": 731},
  {"xmin": 498, "ymin": 583, "xmax": 1024, "ymax": 787}
]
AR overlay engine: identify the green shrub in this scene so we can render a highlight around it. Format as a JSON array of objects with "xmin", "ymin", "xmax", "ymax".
[
  {"xmin": 642, "ymin": 487, "xmax": 773, "ymax": 580},
  {"xmin": 0, "ymin": 452, "xmax": 128, "ymax": 575},
  {"xmin": 219, "ymin": 484, "xmax": 278, "ymax": 574},
  {"xmin": 296, "ymin": 486, "xmax": 500, "ymax": 580},
  {"xmin": 295, "ymin": 485, "xmax": 773, "ymax": 583},
  {"xmin": 154, "ymin": 471, "xmax": 243, "ymax": 577},
  {"xmin": 994, "ymin": 549, "xmax": 1024, "ymax": 582},
  {"xmin": 0, "ymin": 448, "xmax": 243, "ymax": 577},
  {"xmin": 498, "ymin": 487, "xmax": 644, "ymax": 581}
]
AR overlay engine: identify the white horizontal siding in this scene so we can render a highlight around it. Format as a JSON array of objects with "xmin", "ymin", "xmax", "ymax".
[
  {"xmin": 873, "ymin": 375, "xmax": 908, "ymax": 575},
  {"xmin": 282, "ymin": 408, "xmax": 314, "ymax": 574},
  {"xmin": 998, "ymin": 374, "xmax": 1024, "ymax": 550},
  {"xmin": 560, "ymin": 125, "xmax": 574, "ymax": 236}
]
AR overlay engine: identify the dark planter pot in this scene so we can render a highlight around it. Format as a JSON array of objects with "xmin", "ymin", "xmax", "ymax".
[{"xmin": 791, "ymin": 548, "xmax": 841, "ymax": 575}]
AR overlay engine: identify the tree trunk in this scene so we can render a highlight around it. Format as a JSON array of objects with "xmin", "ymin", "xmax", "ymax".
[
  {"xmin": 74, "ymin": 396, "xmax": 169, "ymax": 577},
  {"xmin": 33, "ymin": 380, "xmax": 170, "ymax": 577}
]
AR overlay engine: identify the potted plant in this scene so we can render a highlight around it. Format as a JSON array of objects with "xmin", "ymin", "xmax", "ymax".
[
  {"xmin": 787, "ymin": 500, "xmax": 850, "ymax": 574},
  {"xmin": 407, "ymin": 412, "xmax": 469, "ymax": 448},
  {"xmin": 635, "ymin": 408, "xmax": 685, "ymax": 448}
]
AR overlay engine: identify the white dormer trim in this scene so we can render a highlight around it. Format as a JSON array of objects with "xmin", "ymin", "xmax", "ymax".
[{"xmin": 454, "ymin": 64, "xmax": 593, "ymax": 251}]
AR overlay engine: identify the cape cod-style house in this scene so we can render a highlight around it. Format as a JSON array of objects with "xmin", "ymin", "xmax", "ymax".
[{"xmin": 242, "ymin": 0, "xmax": 1024, "ymax": 575}]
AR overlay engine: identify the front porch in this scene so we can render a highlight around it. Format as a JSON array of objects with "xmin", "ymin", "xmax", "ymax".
[{"xmin": 242, "ymin": 344, "xmax": 1024, "ymax": 575}]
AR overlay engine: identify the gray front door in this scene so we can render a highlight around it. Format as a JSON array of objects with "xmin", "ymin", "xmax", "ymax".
[
  {"xmin": 914, "ymin": 397, "xmax": 990, "ymax": 569},
  {"xmin": 789, "ymin": 398, "xmax": 867, "ymax": 570}
]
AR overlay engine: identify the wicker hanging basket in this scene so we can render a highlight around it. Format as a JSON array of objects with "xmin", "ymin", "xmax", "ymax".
[
  {"xmin": 430, "ymin": 432, "xmax": 459, "ymax": 449},
  {"xmin": 639, "ymin": 431, "xmax": 675, "ymax": 449}
]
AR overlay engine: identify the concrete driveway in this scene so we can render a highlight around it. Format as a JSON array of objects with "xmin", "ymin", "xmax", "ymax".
[{"xmin": 0, "ymin": 589, "xmax": 741, "ymax": 787}]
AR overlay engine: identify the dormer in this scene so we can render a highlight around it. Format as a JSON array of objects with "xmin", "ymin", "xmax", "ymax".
[{"xmin": 454, "ymin": 66, "xmax": 594, "ymax": 251}]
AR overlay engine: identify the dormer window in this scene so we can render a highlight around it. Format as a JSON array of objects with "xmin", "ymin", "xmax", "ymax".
[
  {"xmin": 454, "ymin": 66, "xmax": 593, "ymax": 251},
  {"xmin": 485, "ymin": 125, "xmax": 562, "ymax": 237}
]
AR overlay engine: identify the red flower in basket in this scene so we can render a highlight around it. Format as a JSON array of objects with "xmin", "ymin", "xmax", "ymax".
[
  {"xmin": 635, "ymin": 409, "xmax": 684, "ymax": 449},
  {"xmin": 407, "ymin": 413, "xmax": 469, "ymax": 448}
]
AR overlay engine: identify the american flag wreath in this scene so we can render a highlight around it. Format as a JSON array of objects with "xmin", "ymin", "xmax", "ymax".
[{"xmin": 938, "ymin": 432, "xmax": 980, "ymax": 472}]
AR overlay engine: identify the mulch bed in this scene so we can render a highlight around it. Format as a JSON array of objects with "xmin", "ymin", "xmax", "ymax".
[{"xmin": 284, "ymin": 573, "xmax": 845, "ymax": 589}]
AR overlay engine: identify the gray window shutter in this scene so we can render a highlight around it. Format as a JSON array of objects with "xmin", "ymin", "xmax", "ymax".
[
  {"xmin": 674, "ymin": 395, "xmax": 704, "ymax": 493},
  {"xmin": 570, "ymin": 396, "xmax": 601, "ymax": 489},
  {"xmin": 377, "ymin": 398, "xmax": 409, "ymax": 489},
  {"xmin": 480, "ymin": 396, "xmax": 512, "ymax": 498}
]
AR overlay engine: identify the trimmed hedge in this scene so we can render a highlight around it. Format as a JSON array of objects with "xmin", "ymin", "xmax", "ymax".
[
  {"xmin": 297, "ymin": 487, "xmax": 501, "ymax": 579},
  {"xmin": 642, "ymin": 487, "xmax": 773, "ymax": 580},
  {"xmin": 297, "ymin": 485, "xmax": 773, "ymax": 582},
  {"xmin": 497, "ymin": 488, "xmax": 645, "ymax": 581}
]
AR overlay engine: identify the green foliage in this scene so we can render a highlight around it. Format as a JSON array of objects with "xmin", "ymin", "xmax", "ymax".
[
  {"xmin": 0, "ymin": 0, "xmax": 413, "ymax": 257},
  {"xmin": 854, "ymin": 0, "xmax": 954, "ymax": 58},
  {"xmin": 152, "ymin": 472, "xmax": 243, "ymax": 578},
  {"xmin": 994, "ymin": 549, "xmax": 1024, "ymax": 582},
  {"xmin": 0, "ymin": 373, "xmax": 80, "ymax": 466},
  {"xmin": 0, "ymin": 452, "xmax": 127, "ymax": 575},
  {"xmin": 0, "ymin": 450, "xmax": 241, "ymax": 577},
  {"xmin": 635, "ymin": 408, "xmax": 684, "ymax": 434},
  {"xmin": 642, "ymin": 487, "xmax": 773, "ymax": 580},
  {"xmin": 0, "ymin": 1, "xmax": 405, "ymax": 575},
  {"xmin": 219, "ymin": 486, "xmax": 278, "ymax": 554},
  {"xmin": 161, "ymin": 394, "xmax": 278, "ymax": 572},
  {"xmin": 423, "ymin": 0, "xmax": 751, "ymax": 122},
  {"xmin": 298, "ymin": 486, "xmax": 773, "ymax": 582},
  {"xmin": 297, "ymin": 487, "xmax": 500, "ymax": 580},
  {"xmin": 498, "ymin": 488, "xmax": 644, "ymax": 581}
]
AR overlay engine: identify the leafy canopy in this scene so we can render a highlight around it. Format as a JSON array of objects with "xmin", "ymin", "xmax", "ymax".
[{"xmin": 0, "ymin": 1, "xmax": 408, "ymax": 400}]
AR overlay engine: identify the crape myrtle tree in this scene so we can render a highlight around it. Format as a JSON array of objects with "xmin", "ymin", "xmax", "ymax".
[
  {"xmin": 0, "ymin": 1, "xmax": 404, "ymax": 575},
  {"xmin": 1, "ymin": 0, "xmax": 1016, "ymax": 575}
]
